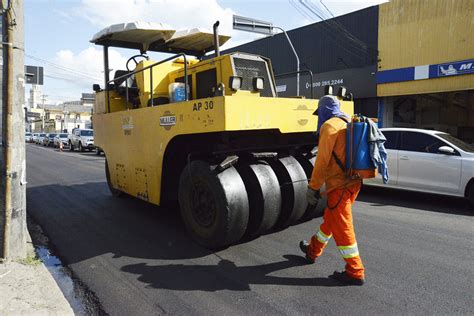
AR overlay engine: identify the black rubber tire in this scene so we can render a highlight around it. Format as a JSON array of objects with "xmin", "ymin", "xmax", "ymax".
[
  {"xmin": 79, "ymin": 142, "xmax": 85, "ymax": 152},
  {"xmin": 69, "ymin": 142, "xmax": 74, "ymax": 151},
  {"xmin": 95, "ymin": 148, "xmax": 101, "ymax": 156},
  {"xmin": 294, "ymin": 154, "xmax": 324, "ymax": 219},
  {"xmin": 178, "ymin": 160, "xmax": 249, "ymax": 249},
  {"xmin": 468, "ymin": 183, "xmax": 474, "ymax": 209},
  {"xmin": 235, "ymin": 160, "xmax": 281, "ymax": 236},
  {"xmin": 105, "ymin": 159, "xmax": 123, "ymax": 197},
  {"xmin": 267, "ymin": 156, "xmax": 308, "ymax": 227}
]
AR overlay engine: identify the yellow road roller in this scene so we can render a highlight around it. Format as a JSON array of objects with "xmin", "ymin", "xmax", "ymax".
[{"xmin": 91, "ymin": 21, "xmax": 354, "ymax": 248}]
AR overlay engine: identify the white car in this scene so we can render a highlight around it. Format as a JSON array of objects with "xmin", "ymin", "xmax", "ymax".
[
  {"xmin": 25, "ymin": 132, "xmax": 33, "ymax": 142},
  {"xmin": 365, "ymin": 128, "xmax": 474, "ymax": 207},
  {"xmin": 36, "ymin": 133, "xmax": 46, "ymax": 144},
  {"xmin": 68, "ymin": 128, "xmax": 94, "ymax": 152},
  {"xmin": 54, "ymin": 133, "xmax": 70, "ymax": 148}
]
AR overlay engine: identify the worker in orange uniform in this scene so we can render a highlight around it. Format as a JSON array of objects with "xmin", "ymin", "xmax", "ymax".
[{"xmin": 299, "ymin": 95, "xmax": 365, "ymax": 286}]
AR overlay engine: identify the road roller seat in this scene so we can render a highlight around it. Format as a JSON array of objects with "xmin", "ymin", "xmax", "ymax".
[{"xmin": 113, "ymin": 70, "xmax": 139, "ymax": 97}]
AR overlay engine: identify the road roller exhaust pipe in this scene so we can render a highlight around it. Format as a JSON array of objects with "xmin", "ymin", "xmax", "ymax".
[{"xmin": 213, "ymin": 21, "xmax": 220, "ymax": 57}]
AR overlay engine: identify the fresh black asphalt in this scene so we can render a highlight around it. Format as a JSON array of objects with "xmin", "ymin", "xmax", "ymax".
[{"xmin": 26, "ymin": 144, "xmax": 473, "ymax": 315}]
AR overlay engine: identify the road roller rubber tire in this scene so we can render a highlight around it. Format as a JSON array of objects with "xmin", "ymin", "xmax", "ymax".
[
  {"xmin": 105, "ymin": 159, "xmax": 123, "ymax": 197},
  {"xmin": 267, "ymin": 156, "xmax": 308, "ymax": 227},
  {"xmin": 178, "ymin": 160, "xmax": 249, "ymax": 249},
  {"xmin": 294, "ymin": 154, "xmax": 323, "ymax": 220},
  {"xmin": 235, "ymin": 160, "xmax": 281, "ymax": 237}
]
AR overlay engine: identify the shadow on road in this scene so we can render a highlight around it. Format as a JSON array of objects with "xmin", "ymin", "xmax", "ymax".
[
  {"xmin": 76, "ymin": 151, "xmax": 104, "ymax": 158},
  {"xmin": 121, "ymin": 255, "xmax": 342, "ymax": 291},
  {"xmin": 26, "ymin": 182, "xmax": 213, "ymax": 263},
  {"xmin": 359, "ymin": 186, "xmax": 472, "ymax": 215},
  {"xmin": 27, "ymin": 182, "xmax": 345, "ymax": 291}
]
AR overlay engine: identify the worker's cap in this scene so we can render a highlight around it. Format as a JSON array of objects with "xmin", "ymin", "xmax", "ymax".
[{"xmin": 313, "ymin": 95, "xmax": 341, "ymax": 116}]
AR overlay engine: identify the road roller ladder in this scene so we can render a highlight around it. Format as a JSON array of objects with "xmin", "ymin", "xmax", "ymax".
[{"xmin": 91, "ymin": 21, "xmax": 355, "ymax": 248}]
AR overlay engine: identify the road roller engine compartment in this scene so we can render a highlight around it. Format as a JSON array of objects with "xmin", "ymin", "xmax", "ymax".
[{"xmin": 91, "ymin": 22, "xmax": 354, "ymax": 248}]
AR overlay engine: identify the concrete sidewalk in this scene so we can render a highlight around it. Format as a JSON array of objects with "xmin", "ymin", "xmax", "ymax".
[{"xmin": 0, "ymin": 234, "xmax": 74, "ymax": 316}]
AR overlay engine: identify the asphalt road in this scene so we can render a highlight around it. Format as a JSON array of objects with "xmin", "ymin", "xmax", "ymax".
[{"xmin": 26, "ymin": 143, "xmax": 473, "ymax": 315}]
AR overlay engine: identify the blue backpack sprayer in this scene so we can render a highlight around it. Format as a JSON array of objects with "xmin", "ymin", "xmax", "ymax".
[{"xmin": 333, "ymin": 115, "xmax": 378, "ymax": 180}]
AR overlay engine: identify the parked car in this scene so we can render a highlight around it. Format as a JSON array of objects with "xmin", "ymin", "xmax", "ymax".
[
  {"xmin": 68, "ymin": 128, "xmax": 94, "ymax": 152},
  {"xmin": 364, "ymin": 128, "xmax": 474, "ymax": 207},
  {"xmin": 37, "ymin": 133, "xmax": 46, "ymax": 144},
  {"xmin": 32, "ymin": 133, "xmax": 39, "ymax": 143},
  {"xmin": 25, "ymin": 132, "xmax": 33, "ymax": 143},
  {"xmin": 54, "ymin": 133, "xmax": 70, "ymax": 148},
  {"xmin": 44, "ymin": 133, "xmax": 57, "ymax": 147}
]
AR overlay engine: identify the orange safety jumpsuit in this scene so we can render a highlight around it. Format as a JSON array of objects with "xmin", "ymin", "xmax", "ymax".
[{"xmin": 307, "ymin": 116, "xmax": 365, "ymax": 280}]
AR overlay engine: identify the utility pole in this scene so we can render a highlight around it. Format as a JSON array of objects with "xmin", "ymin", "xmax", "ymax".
[
  {"xmin": 41, "ymin": 95, "xmax": 47, "ymax": 132},
  {"xmin": 1, "ymin": 0, "xmax": 26, "ymax": 260}
]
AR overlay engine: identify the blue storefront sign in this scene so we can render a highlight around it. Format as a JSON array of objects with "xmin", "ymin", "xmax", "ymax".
[
  {"xmin": 376, "ymin": 58, "xmax": 474, "ymax": 84},
  {"xmin": 436, "ymin": 60, "xmax": 474, "ymax": 77}
]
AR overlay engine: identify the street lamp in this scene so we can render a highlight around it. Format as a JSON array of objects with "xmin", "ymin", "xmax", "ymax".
[{"xmin": 233, "ymin": 15, "xmax": 300, "ymax": 96}]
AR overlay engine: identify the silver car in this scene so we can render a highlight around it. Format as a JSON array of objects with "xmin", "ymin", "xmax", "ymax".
[
  {"xmin": 25, "ymin": 132, "xmax": 33, "ymax": 143},
  {"xmin": 36, "ymin": 133, "xmax": 46, "ymax": 144},
  {"xmin": 364, "ymin": 128, "xmax": 474, "ymax": 207},
  {"xmin": 54, "ymin": 133, "xmax": 69, "ymax": 148}
]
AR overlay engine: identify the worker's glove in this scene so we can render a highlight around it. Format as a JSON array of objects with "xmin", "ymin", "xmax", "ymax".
[{"xmin": 306, "ymin": 187, "xmax": 321, "ymax": 206}]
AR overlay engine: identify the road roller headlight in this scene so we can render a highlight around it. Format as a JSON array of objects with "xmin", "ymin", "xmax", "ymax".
[
  {"xmin": 337, "ymin": 86, "xmax": 347, "ymax": 99},
  {"xmin": 324, "ymin": 85, "xmax": 334, "ymax": 95},
  {"xmin": 252, "ymin": 77, "xmax": 264, "ymax": 91},
  {"xmin": 229, "ymin": 76, "xmax": 243, "ymax": 91}
]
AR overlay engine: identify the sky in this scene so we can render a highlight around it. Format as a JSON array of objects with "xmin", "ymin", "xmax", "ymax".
[{"xmin": 24, "ymin": 0, "xmax": 387, "ymax": 104}]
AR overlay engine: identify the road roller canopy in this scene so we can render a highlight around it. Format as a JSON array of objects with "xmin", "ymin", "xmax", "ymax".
[{"xmin": 90, "ymin": 22, "xmax": 231, "ymax": 57}]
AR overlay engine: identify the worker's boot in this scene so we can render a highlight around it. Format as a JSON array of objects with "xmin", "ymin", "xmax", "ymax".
[
  {"xmin": 299, "ymin": 240, "xmax": 315, "ymax": 264},
  {"xmin": 330, "ymin": 271, "xmax": 365, "ymax": 286}
]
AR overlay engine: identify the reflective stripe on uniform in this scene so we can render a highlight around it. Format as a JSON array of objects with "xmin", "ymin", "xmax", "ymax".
[
  {"xmin": 316, "ymin": 230, "xmax": 332, "ymax": 244},
  {"xmin": 338, "ymin": 243, "xmax": 359, "ymax": 258}
]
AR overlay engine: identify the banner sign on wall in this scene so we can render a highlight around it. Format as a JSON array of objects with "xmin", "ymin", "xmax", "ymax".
[
  {"xmin": 276, "ymin": 66, "xmax": 377, "ymax": 99},
  {"xmin": 437, "ymin": 60, "xmax": 474, "ymax": 77},
  {"xmin": 377, "ymin": 58, "xmax": 474, "ymax": 84}
]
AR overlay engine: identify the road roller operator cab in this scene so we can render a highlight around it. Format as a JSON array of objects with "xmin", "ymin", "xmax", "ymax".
[{"xmin": 91, "ymin": 21, "xmax": 354, "ymax": 249}]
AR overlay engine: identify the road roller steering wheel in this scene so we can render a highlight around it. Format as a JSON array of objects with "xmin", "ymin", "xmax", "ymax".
[{"xmin": 126, "ymin": 54, "xmax": 149, "ymax": 71}]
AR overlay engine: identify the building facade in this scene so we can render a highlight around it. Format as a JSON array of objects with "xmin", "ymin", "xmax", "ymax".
[
  {"xmin": 225, "ymin": 0, "xmax": 473, "ymax": 141},
  {"xmin": 26, "ymin": 90, "xmax": 95, "ymax": 132},
  {"xmin": 376, "ymin": 0, "xmax": 474, "ymax": 142},
  {"xmin": 30, "ymin": 104, "xmax": 92, "ymax": 133},
  {"xmin": 28, "ymin": 84, "xmax": 42, "ymax": 109},
  {"xmin": 223, "ymin": 6, "xmax": 379, "ymax": 117}
]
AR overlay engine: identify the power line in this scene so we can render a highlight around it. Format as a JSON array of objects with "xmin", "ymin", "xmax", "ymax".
[
  {"xmin": 302, "ymin": 0, "xmax": 369, "ymax": 52},
  {"xmin": 44, "ymin": 74, "xmax": 84, "ymax": 84},
  {"xmin": 294, "ymin": 0, "xmax": 370, "ymax": 63},
  {"xmin": 24, "ymin": 53, "xmax": 102, "ymax": 81},
  {"xmin": 288, "ymin": 0, "xmax": 314, "ymax": 20},
  {"xmin": 46, "ymin": 69, "xmax": 99, "ymax": 83},
  {"xmin": 25, "ymin": 53, "xmax": 97, "ymax": 78},
  {"xmin": 319, "ymin": 0, "xmax": 334, "ymax": 18}
]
